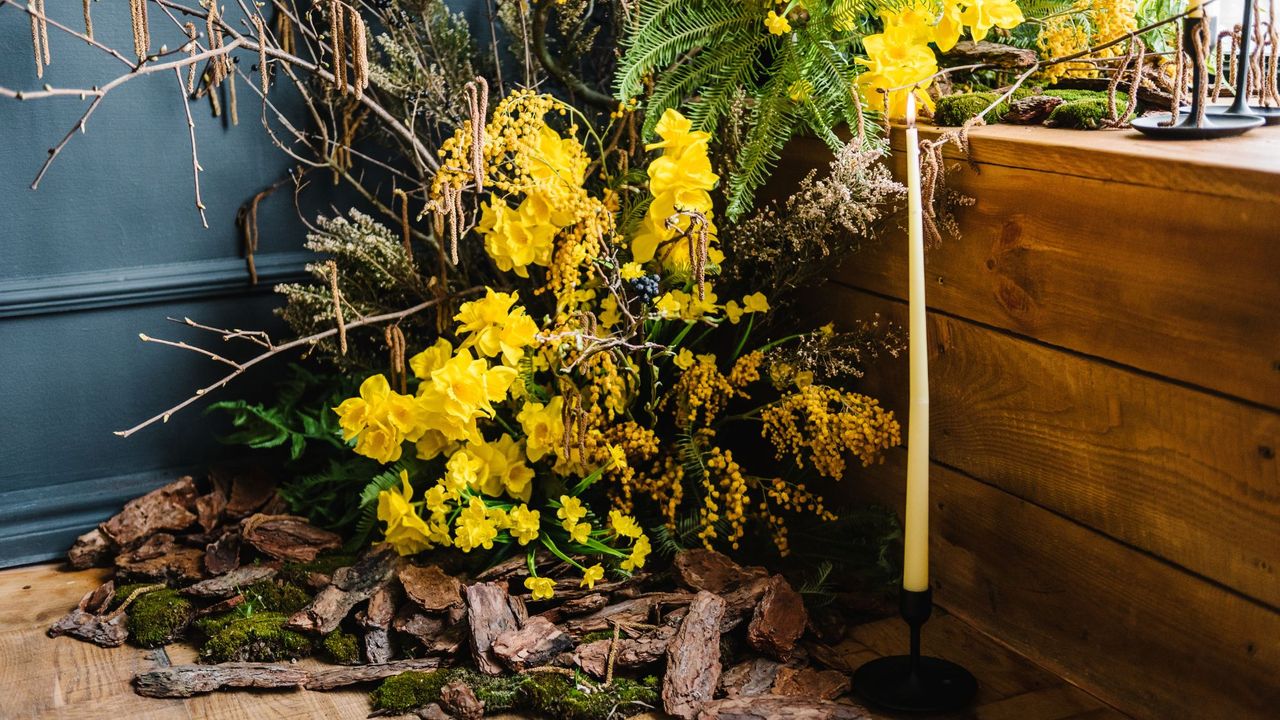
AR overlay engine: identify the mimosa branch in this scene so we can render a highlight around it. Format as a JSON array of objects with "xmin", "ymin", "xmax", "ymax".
[{"xmin": 115, "ymin": 288, "xmax": 484, "ymax": 438}]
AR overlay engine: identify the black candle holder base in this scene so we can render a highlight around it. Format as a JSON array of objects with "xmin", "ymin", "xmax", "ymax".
[
  {"xmin": 852, "ymin": 654, "xmax": 978, "ymax": 714},
  {"xmin": 1207, "ymin": 105, "xmax": 1280, "ymax": 126},
  {"xmin": 1131, "ymin": 113, "xmax": 1263, "ymax": 139}
]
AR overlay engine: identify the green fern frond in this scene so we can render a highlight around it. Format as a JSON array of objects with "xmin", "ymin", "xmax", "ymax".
[
  {"xmin": 726, "ymin": 50, "xmax": 802, "ymax": 219},
  {"xmin": 348, "ymin": 460, "xmax": 414, "ymax": 552},
  {"xmin": 616, "ymin": 0, "xmax": 760, "ymax": 101},
  {"xmin": 643, "ymin": 29, "xmax": 764, "ymax": 137}
]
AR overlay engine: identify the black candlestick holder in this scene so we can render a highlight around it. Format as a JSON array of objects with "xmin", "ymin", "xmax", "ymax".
[
  {"xmin": 1207, "ymin": 0, "xmax": 1280, "ymax": 125},
  {"xmin": 1132, "ymin": 16, "xmax": 1264, "ymax": 138},
  {"xmin": 852, "ymin": 588, "xmax": 978, "ymax": 714}
]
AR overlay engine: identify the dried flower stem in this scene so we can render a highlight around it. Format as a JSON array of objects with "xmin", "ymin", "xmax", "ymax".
[{"xmin": 393, "ymin": 188, "xmax": 413, "ymax": 261}]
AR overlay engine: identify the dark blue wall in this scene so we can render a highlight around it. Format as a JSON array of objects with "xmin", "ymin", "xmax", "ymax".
[{"xmin": 0, "ymin": 3, "xmax": 316, "ymax": 566}]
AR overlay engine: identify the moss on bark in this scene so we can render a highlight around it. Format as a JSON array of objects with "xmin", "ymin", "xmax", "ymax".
[
  {"xmin": 196, "ymin": 611, "xmax": 313, "ymax": 662},
  {"xmin": 371, "ymin": 669, "xmax": 659, "ymax": 719},
  {"xmin": 112, "ymin": 585, "xmax": 194, "ymax": 648}
]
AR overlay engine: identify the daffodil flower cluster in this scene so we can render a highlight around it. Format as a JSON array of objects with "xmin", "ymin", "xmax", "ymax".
[{"xmin": 858, "ymin": 0, "xmax": 1025, "ymax": 118}]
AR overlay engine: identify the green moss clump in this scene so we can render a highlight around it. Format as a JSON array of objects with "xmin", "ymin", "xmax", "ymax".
[
  {"xmin": 579, "ymin": 630, "xmax": 615, "ymax": 644},
  {"xmin": 116, "ymin": 586, "xmax": 194, "ymax": 648},
  {"xmin": 372, "ymin": 670, "xmax": 658, "ymax": 719},
  {"xmin": 197, "ymin": 611, "xmax": 313, "ymax": 662},
  {"xmin": 1046, "ymin": 98, "xmax": 1112, "ymax": 129},
  {"xmin": 517, "ymin": 673, "xmax": 659, "ymax": 720},
  {"xmin": 372, "ymin": 669, "xmax": 471, "ymax": 712},
  {"xmin": 242, "ymin": 579, "xmax": 312, "ymax": 614},
  {"xmin": 933, "ymin": 89, "xmax": 1034, "ymax": 126},
  {"xmin": 322, "ymin": 630, "xmax": 361, "ymax": 665},
  {"xmin": 1044, "ymin": 89, "xmax": 1107, "ymax": 103}
]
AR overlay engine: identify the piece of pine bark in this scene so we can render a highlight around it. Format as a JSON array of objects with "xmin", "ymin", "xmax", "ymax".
[
  {"xmin": 358, "ymin": 584, "xmax": 400, "ymax": 664},
  {"xmin": 663, "ymin": 591, "xmax": 728, "ymax": 719},
  {"xmin": 217, "ymin": 466, "xmax": 279, "ymax": 518},
  {"xmin": 573, "ymin": 623, "xmax": 678, "ymax": 678},
  {"xmin": 565, "ymin": 592, "xmax": 695, "ymax": 635},
  {"xmin": 747, "ymin": 576, "xmax": 808, "ymax": 660},
  {"xmin": 674, "ymin": 549, "xmax": 767, "ymax": 594},
  {"xmin": 195, "ymin": 594, "xmax": 246, "ymax": 618},
  {"xmin": 241, "ymin": 513, "xmax": 342, "ymax": 562},
  {"xmin": 204, "ymin": 528, "xmax": 241, "ymax": 576},
  {"xmin": 441, "ymin": 679, "xmax": 485, "ymax": 720},
  {"xmin": 399, "ymin": 564, "xmax": 464, "ymax": 612},
  {"xmin": 100, "ymin": 477, "xmax": 199, "ymax": 548},
  {"xmin": 194, "ymin": 486, "xmax": 228, "ymax": 533},
  {"xmin": 304, "ymin": 657, "xmax": 445, "ymax": 690},
  {"xmin": 287, "ymin": 546, "xmax": 401, "ymax": 634},
  {"xmin": 392, "ymin": 607, "xmax": 467, "ymax": 656},
  {"xmin": 466, "ymin": 582, "xmax": 523, "ymax": 675},
  {"xmin": 943, "ymin": 40, "xmax": 1037, "ymax": 68},
  {"xmin": 415, "ymin": 703, "xmax": 452, "ymax": 720},
  {"xmin": 183, "ymin": 564, "xmax": 278, "ymax": 598},
  {"xmin": 695, "ymin": 696, "xmax": 872, "ymax": 720},
  {"xmin": 47, "ymin": 608, "xmax": 129, "ymax": 647},
  {"xmin": 82, "ymin": 580, "xmax": 116, "ymax": 614},
  {"xmin": 492, "ymin": 615, "xmax": 573, "ymax": 671},
  {"xmin": 771, "ymin": 666, "xmax": 851, "ymax": 701},
  {"xmin": 720, "ymin": 576, "xmax": 772, "ymax": 632},
  {"xmin": 1004, "ymin": 95, "xmax": 1065, "ymax": 125},
  {"xmin": 133, "ymin": 662, "xmax": 310, "ymax": 697},
  {"xmin": 115, "ymin": 533, "xmax": 207, "ymax": 584},
  {"xmin": 68, "ymin": 528, "xmax": 115, "ymax": 569},
  {"xmin": 719, "ymin": 657, "xmax": 783, "ymax": 698}
]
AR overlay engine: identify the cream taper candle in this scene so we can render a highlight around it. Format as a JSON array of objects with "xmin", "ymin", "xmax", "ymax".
[{"xmin": 901, "ymin": 90, "xmax": 930, "ymax": 593}]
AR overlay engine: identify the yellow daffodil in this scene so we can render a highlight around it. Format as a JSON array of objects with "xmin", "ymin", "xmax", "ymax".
[
  {"xmin": 620, "ymin": 534, "xmax": 651, "ymax": 571},
  {"xmin": 723, "ymin": 299, "xmax": 745, "ymax": 324},
  {"xmin": 445, "ymin": 447, "xmax": 485, "ymax": 493},
  {"xmin": 858, "ymin": 24, "xmax": 939, "ymax": 119},
  {"xmin": 508, "ymin": 504, "xmax": 541, "ymax": 545},
  {"xmin": 960, "ymin": 0, "xmax": 1025, "ymax": 43},
  {"xmin": 416, "ymin": 348, "xmax": 517, "ymax": 444},
  {"xmin": 409, "ymin": 338, "xmax": 454, "ymax": 381},
  {"xmin": 654, "ymin": 292, "xmax": 683, "ymax": 319},
  {"xmin": 566, "ymin": 520, "xmax": 592, "ymax": 544},
  {"xmin": 524, "ymin": 576, "xmax": 556, "ymax": 601},
  {"xmin": 605, "ymin": 444, "xmax": 628, "ymax": 470},
  {"xmin": 423, "ymin": 482, "xmax": 453, "ymax": 514},
  {"xmin": 415, "ymin": 429, "xmax": 454, "ymax": 460},
  {"xmin": 517, "ymin": 397, "xmax": 565, "ymax": 463},
  {"xmin": 599, "ymin": 296, "xmax": 622, "ymax": 328},
  {"xmin": 454, "ymin": 289, "xmax": 540, "ymax": 366},
  {"xmin": 470, "ymin": 434, "xmax": 537, "ymax": 501},
  {"xmin": 580, "ymin": 564, "xmax": 605, "ymax": 589},
  {"xmin": 674, "ymin": 348, "xmax": 696, "ymax": 370},
  {"xmin": 334, "ymin": 374, "xmax": 425, "ymax": 464},
  {"xmin": 742, "ymin": 292, "xmax": 770, "ymax": 314},
  {"xmin": 633, "ymin": 110, "xmax": 721, "ymax": 275},
  {"xmin": 619, "ymin": 262, "xmax": 645, "ymax": 280},
  {"xmin": 934, "ymin": 1, "xmax": 965, "ymax": 52},
  {"xmin": 377, "ymin": 471, "xmax": 435, "ymax": 555},
  {"xmin": 764, "ymin": 10, "xmax": 791, "ymax": 35},
  {"xmin": 880, "ymin": 1, "xmax": 939, "ymax": 47},
  {"xmin": 609, "ymin": 510, "xmax": 644, "ymax": 539},
  {"xmin": 454, "ymin": 496, "xmax": 499, "ymax": 552},
  {"xmin": 557, "ymin": 495, "xmax": 587, "ymax": 523}
]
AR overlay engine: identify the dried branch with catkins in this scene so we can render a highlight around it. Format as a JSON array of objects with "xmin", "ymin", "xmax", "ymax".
[{"xmin": 130, "ymin": 0, "xmax": 149, "ymax": 60}]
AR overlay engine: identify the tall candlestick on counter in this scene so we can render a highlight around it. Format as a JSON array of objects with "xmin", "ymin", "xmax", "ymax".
[
  {"xmin": 853, "ymin": 88, "xmax": 977, "ymax": 714},
  {"xmin": 901, "ymin": 90, "xmax": 930, "ymax": 595}
]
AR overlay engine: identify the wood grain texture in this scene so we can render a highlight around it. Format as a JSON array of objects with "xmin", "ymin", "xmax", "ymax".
[
  {"xmin": 804, "ymin": 140, "xmax": 1280, "ymax": 408},
  {"xmin": 822, "ymin": 284, "xmax": 1280, "ymax": 608},
  {"xmin": 848, "ymin": 450, "xmax": 1280, "ymax": 720},
  {"xmin": 0, "ymin": 562, "xmax": 1127, "ymax": 719}
]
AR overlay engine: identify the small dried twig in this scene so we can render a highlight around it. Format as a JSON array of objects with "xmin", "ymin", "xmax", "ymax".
[
  {"xmin": 115, "ymin": 288, "xmax": 483, "ymax": 437},
  {"xmin": 174, "ymin": 66, "xmax": 209, "ymax": 228}
]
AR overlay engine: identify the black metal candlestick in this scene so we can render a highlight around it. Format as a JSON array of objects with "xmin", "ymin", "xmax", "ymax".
[
  {"xmin": 852, "ymin": 589, "xmax": 978, "ymax": 714},
  {"xmin": 1133, "ymin": 15, "xmax": 1263, "ymax": 138},
  {"xmin": 1208, "ymin": 0, "xmax": 1280, "ymax": 124}
]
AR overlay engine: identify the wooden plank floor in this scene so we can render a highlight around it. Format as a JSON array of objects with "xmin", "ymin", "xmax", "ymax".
[{"xmin": 1, "ymin": 563, "xmax": 1130, "ymax": 720}]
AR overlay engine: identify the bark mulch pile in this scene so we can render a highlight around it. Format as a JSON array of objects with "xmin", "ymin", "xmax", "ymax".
[{"xmin": 51, "ymin": 470, "xmax": 882, "ymax": 719}]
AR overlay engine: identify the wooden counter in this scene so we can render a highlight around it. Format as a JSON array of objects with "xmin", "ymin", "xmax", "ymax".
[{"xmin": 802, "ymin": 123, "xmax": 1280, "ymax": 720}]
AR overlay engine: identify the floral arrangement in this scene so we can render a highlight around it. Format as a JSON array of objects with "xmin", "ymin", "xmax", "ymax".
[{"xmin": 2, "ymin": 0, "xmax": 1174, "ymax": 593}]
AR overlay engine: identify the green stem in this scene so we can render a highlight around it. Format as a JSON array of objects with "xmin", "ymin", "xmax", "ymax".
[
  {"xmin": 540, "ymin": 534, "xmax": 587, "ymax": 571},
  {"xmin": 730, "ymin": 314, "xmax": 755, "ymax": 362}
]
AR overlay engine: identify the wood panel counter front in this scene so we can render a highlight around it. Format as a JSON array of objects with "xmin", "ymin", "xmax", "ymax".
[{"xmin": 795, "ymin": 123, "xmax": 1280, "ymax": 720}]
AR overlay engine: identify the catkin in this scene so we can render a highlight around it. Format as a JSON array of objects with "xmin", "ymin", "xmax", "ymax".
[
  {"xmin": 29, "ymin": 0, "xmax": 45, "ymax": 79},
  {"xmin": 227, "ymin": 71, "xmax": 238, "ymax": 126},
  {"xmin": 82, "ymin": 0, "xmax": 93, "ymax": 41},
  {"xmin": 253, "ymin": 14, "xmax": 269, "ymax": 95},
  {"xmin": 350, "ymin": 9, "xmax": 369, "ymax": 97},
  {"xmin": 465, "ymin": 78, "xmax": 489, "ymax": 191},
  {"xmin": 330, "ymin": 0, "xmax": 346, "ymax": 95},
  {"xmin": 184, "ymin": 22, "xmax": 199, "ymax": 94},
  {"xmin": 393, "ymin": 188, "xmax": 413, "ymax": 261},
  {"xmin": 327, "ymin": 260, "xmax": 348, "ymax": 355},
  {"xmin": 206, "ymin": 3, "xmax": 225, "ymax": 86},
  {"xmin": 36, "ymin": 0, "xmax": 49, "ymax": 65},
  {"xmin": 130, "ymin": 0, "xmax": 150, "ymax": 60}
]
